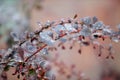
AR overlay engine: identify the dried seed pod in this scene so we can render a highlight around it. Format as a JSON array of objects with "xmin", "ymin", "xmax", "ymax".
[
  {"xmin": 73, "ymin": 14, "xmax": 78, "ymax": 19},
  {"xmin": 61, "ymin": 45, "xmax": 65, "ymax": 50},
  {"xmin": 78, "ymin": 49, "xmax": 81, "ymax": 54},
  {"xmin": 69, "ymin": 46, "xmax": 73, "ymax": 49}
]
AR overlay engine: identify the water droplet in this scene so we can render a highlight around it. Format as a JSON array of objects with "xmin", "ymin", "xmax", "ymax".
[
  {"xmin": 92, "ymin": 21, "xmax": 104, "ymax": 30},
  {"xmin": 64, "ymin": 23, "xmax": 76, "ymax": 32},
  {"xmin": 81, "ymin": 17, "xmax": 91, "ymax": 25},
  {"xmin": 39, "ymin": 31, "xmax": 55, "ymax": 45}
]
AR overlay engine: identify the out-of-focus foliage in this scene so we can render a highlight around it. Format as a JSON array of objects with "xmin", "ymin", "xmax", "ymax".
[
  {"xmin": 0, "ymin": 0, "xmax": 42, "ymax": 48},
  {"xmin": 0, "ymin": 0, "xmax": 28, "ymax": 47}
]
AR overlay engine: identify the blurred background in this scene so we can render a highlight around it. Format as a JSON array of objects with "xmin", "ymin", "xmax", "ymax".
[{"xmin": 0, "ymin": 0, "xmax": 120, "ymax": 80}]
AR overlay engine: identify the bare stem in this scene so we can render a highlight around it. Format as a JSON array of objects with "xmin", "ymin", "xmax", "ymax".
[{"xmin": 25, "ymin": 44, "xmax": 47, "ymax": 62}]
